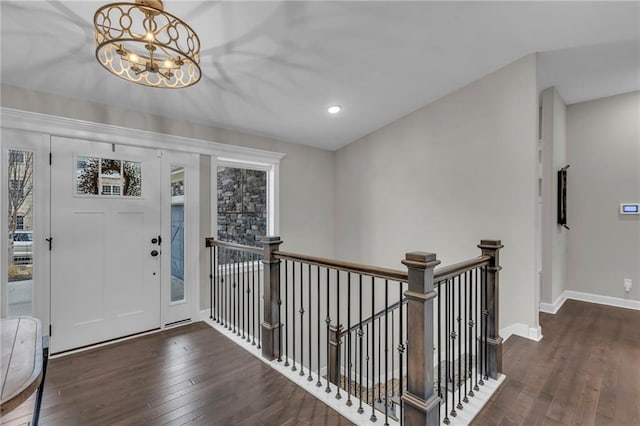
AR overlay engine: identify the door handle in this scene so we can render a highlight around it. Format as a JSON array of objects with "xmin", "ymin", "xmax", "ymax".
[{"xmin": 150, "ymin": 250, "xmax": 159, "ymax": 257}]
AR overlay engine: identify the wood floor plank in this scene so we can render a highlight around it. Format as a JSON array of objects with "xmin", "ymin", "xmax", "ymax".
[
  {"xmin": 1, "ymin": 323, "xmax": 353, "ymax": 426},
  {"xmin": 473, "ymin": 300, "xmax": 640, "ymax": 426}
]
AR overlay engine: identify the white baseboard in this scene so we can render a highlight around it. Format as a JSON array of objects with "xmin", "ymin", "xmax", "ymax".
[
  {"xmin": 500, "ymin": 323, "xmax": 543, "ymax": 342},
  {"xmin": 539, "ymin": 292, "xmax": 568, "ymax": 314},
  {"xmin": 539, "ymin": 290, "xmax": 640, "ymax": 314}
]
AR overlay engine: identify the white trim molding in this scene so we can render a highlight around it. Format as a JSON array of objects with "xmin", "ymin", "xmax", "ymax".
[
  {"xmin": 540, "ymin": 290, "xmax": 640, "ymax": 314},
  {"xmin": 539, "ymin": 292, "xmax": 568, "ymax": 314},
  {"xmin": 500, "ymin": 323, "xmax": 543, "ymax": 342},
  {"xmin": 0, "ymin": 107, "xmax": 286, "ymax": 165}
]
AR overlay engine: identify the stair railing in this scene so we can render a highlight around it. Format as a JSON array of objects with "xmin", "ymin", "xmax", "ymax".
[{"xmin": 205, "ymin": 237, "xmax": 503, "ymax": 425}]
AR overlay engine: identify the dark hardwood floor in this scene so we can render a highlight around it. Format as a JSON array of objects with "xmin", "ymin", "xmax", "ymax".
[
  {"xmin": 1, "ymin": 323, "xmax": 353, "ymax": 426},
  {"xmin": 473, "ymin": 300, "xmax": 640, "ymax": 426},
  {"xmin": 3, "ymin": 300, "xmax": 638, "ymax": 425}
]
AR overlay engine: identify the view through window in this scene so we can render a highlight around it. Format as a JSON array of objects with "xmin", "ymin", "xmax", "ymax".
[
  {"xmin": 217, "ymin": 166, "xmax": 267, "ymax": 263},
  {"xmin": 171, "ymin": 165, "xmax": 185, "ymax": 302},
  {"xmin": 7, "ymin": 149, "xmax": 34, "ymax": 316}
]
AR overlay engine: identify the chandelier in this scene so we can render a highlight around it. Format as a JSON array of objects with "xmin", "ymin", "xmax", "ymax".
[{"xmin": 94, "ymin": 0, "xmax": 201, "ymax": 88}]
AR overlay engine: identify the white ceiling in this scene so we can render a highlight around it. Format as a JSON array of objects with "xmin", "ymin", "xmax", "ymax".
[{"xmin": 1, "ymin": 1, "xmax": 639, "ymax": 150}]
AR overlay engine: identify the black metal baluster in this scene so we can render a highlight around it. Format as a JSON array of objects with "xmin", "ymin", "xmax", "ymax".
[
  {"xmin": 343, "ymin": 333, "xmax": 347, "ymax": 396},
  {"xmin": 437, "ymin": 280, "xmax": 442, "ymax": 400},
  {"xmin": 230, "ymin": 252, "xmax": 234, "ymax": 330},
  {"xmin": 475, "ymin": 267, "xmax": 480, "ymax": 391},
  {"xmin": 233, "ymin": 257, "xmax": 238, "ymax": 335},
  {"xmin": 252, "ymin": 254, "xmax": 256, "ymax": 345},
  {"xmin": 463, "ymin": 271, "xmax": 469, "ymax": 403},
  {"xmin": 450, "ymin": 277, "xmax": 457, "ymax": 418},
  {"xmin": 209, "ymin": 244, "xmax": 213, "ymax": 320},
  {"xmin": 325, "ymin": 267, "xmax": 331, "ymax": 393},
  {"xmin": 246, "ymin": 255, "xmax": 250, "ymax": 342},
  {"xmin": 378, "ymin": 316, "xmax": 381, "ymax": 404},
  {"xmin": 479, "ymin": 267, "xmax": 485, "ymax": 385},
  {"xmin": 256, "ymin": 255, "xmax": 262, "ymax": 349},
  {"xmin": 285, "ymin": 261, "xmax": 289, "ymax": 366},
  {"xmin": 398, "ymin": 282, "xmax": 405, "ymax": 426},
  {"xmin": 384, "ymin": 280, "xmax": 389, "ymax": 424},
  {"xmin": 370, "ymin": 276, "xmax": 377, "ymax": 422},
  {"xmin": 457, "ymin": 274, "xmax": 463, "ymax": 411},
  {"xmin": 366, "ymin": 322, "xmax": 370, "ymax": 407},
  {"xmin": 215, "ymin": 248, "xmax": 220, "ymax": 323},
  {"xmin": 222, "ymin": 252, "xmax": 226, "ymax": 328},
  {"xmin": 292, "ymin": 261, "xmax": 297, "ymax": 372},
  {"xmin": 316, "ymin": 266, "xmax": 322, "ymax": 387},
  {"xmin": 483, "ymin": 265, "xmax": 488, "ymax": 381},
  {"xmin": 346, "ymin": 273, "xmax": 352, "ymax": 407},
  {"xmin": 308, "ymin": 264, "xmax": 313, "ymax": 382},
  {"xmin": 360, "ymin": 323, "xmax": 373, "ymax": 407},
  {"xmin": 358, "ymin": 275, "xmax": 364, "ymax": 414},
  {"xmin": 335, "ymin": 270, "xmax": 342, "ymax": 400},
  {"xmin": 444, "ymin": 278, "xmax": 450, "ymax": 425},
  {"xmin": 223, "ymin": 251, "xmax": 227, "ymax": 327},
  {"xmin": 468, "ymin": 270, "xmax": 475, "ymax": 397},
  {"xmin": 391, "ymin": 309, "xmax": 395, "ymax": 398},
  {"xmin": 242, "ymin": 254, "xmax": 246, "ymax": 340},
  {"xmin": 276, "ymin": 257, "xmax": 282, "ymax": 360},
  {"xmin": 228, "ymin": 255, "xmax": 232, "ymax": 330},
  {"xmin": 226, "ymin": 253, "xmax": 230, "ymax": 329},
  {"xmin": 238, "ymin": 257, "xmax": 242, "ymax": 337},
  {"xmin": 299, "ymin": 262, "xmax": 305, "ymax": 377}
]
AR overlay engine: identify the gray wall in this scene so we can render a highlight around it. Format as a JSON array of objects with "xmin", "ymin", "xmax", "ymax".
[
  {"xmin": 334, "ymin": 55, "xmax": 540, "ymax": 331},
  {"xmin": 566, "ymin": 91, "xmax": 640, "ymax": 301},
  {"xmin": 540, "ymin": 87, "xmax": 567, "ymax": 304},
  {"xmin": 1, "ymin": 84, "xmax": 337, "ymax": 310}
]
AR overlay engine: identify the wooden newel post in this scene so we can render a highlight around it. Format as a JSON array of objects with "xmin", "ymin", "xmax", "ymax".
[
  {"xmin": 261, "ymin": 236, "xmax": 282, "ymax": 361},
  {"xmin": 478, "ymin": 239, "xmax": 503, "ymax": 379},
  {"xmin": 327, "ymin": 324, "xmax": 343, "ymax": 387},
  {"xmin": 401, "ymin": 252, "xmax": 441, "ymax": 425}
]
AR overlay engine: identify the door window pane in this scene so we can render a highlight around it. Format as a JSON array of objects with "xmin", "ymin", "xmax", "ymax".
[
  {"xmin": 7, "ymin": 149, "xmax": 34, "ymax": 316},
  {"xmin": 170, "ymin": 166, "xmax": 185, "ymax": 302},
  {"xmin": 76, "ymin": 156, "xmax": 141, "ymax": 197}
]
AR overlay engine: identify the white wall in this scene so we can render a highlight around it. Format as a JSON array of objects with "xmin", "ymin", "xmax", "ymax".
[
  {"xmin": 1, "ymin": 84, "xmax": 337, "ymax": 309},
  {"xmin": 566, "ymin": 91, "xmax": 640, "ymax": 301},
  {"xmin": 334, "ymin": 55, "xmax": 540, "ymax": 332},
  {"xmin": 540, "ymin": 87, "xmax": 567, "ymax": 305}
]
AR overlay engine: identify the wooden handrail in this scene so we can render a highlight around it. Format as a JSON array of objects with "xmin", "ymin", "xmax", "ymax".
[
  {"xmin": 205, "ymin": 237, "xmax": 263, "ymax": 256},
  {"xmin": 434, "ymin": 255, "xmax": 491, "ymax": 282},
  {"xmin": 345, "ymin": 255, "xmax": 492, "ymax": 334},
  {"xmin": 273, "ymin": 250, "xmax": 409, "ymax": 282}
]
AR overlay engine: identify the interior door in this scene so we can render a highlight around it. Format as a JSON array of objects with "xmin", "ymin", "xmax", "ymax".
[{"xmin": 50, "ymin": 137, "xmax": 161, "ymax": 353}]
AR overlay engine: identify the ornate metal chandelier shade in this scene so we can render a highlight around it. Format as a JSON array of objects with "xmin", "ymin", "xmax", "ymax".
[{"xmin": 94, "ymin": 0, "xmax": 201, "ymax": 88}]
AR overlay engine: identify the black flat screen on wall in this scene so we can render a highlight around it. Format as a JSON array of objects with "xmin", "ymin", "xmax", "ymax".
[{"xmin": 558, "ymin": 166, "xmax": 569, "ymax": 229}]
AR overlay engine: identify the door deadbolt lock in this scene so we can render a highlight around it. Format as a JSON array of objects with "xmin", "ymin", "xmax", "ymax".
[
  {"xmin": 150, "ymin": 250, "xmax": 159, "ymax": 257},
  {"xmin": 151, "ymin": 238, "xmax": 158, "ymax": 244}
]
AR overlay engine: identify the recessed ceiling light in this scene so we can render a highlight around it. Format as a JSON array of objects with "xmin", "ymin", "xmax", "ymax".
[{"xmin": 328, "ymin": 105, "xmax": 342, "ymax": 114}]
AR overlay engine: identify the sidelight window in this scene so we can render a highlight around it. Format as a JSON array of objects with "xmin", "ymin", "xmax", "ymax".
[{"xmin": 7, "ymin": 149, "xmax": 34, "ymax": 316}]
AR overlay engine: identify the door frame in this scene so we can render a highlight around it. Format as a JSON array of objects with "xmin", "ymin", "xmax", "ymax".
[{"xmin": 1, "ymin": 107, "xmax": 284, "ymax": 341}]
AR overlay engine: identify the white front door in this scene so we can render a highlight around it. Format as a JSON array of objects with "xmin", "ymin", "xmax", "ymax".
[{"xmin": 50, "ymin": 137, "xmax": 161, "ymax": 352}]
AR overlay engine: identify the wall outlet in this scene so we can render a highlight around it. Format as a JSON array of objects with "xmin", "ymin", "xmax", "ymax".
[{"xmin": 624, "ymin": 278, "xmax": 632, "ymax": 292}]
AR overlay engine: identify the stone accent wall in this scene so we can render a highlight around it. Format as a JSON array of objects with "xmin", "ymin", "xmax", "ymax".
[{"xmin": 217, "ymin": 167, "xmax": 267, "ymax": 258}]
